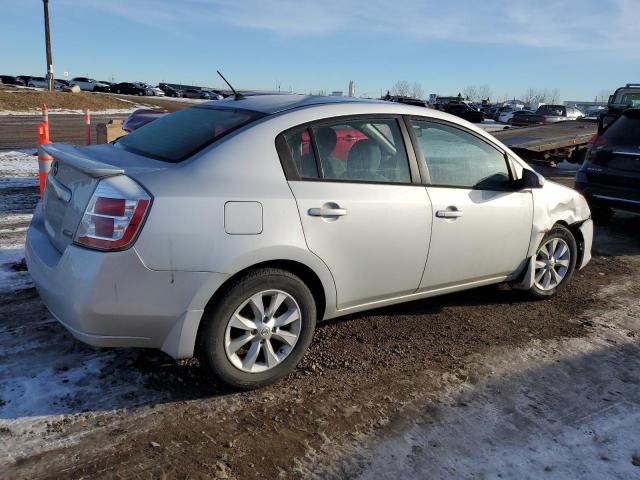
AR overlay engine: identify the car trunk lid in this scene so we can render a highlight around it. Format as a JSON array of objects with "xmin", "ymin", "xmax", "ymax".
[
  {"xmin": 40, "ymin": 143, "xmax": 166, "ymax": 252},
  {"xmin": 586, "ymin": 147, "xmax": 640, "ymax": 191}
]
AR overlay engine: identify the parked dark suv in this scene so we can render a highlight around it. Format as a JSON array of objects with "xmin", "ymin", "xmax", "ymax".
[
  {"xmin": 600, "ymin": 84, "xmax": 640, "ymax": 130},
  {"xmin": 575, "ymin": 109, "xmax": 640, "ymax": 223}
]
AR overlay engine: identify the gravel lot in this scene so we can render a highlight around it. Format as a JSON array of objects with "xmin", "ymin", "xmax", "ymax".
[{"xmin": 1, "ymin": 151, "xmax": 639, "ymax": 479}]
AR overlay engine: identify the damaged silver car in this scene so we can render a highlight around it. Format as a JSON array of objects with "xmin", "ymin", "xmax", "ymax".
[{"xmin": 25, "ymin": 94, "xmax": 593, "ymax": 389}]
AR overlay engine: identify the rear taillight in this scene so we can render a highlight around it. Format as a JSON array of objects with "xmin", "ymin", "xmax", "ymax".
[
  {"xmin": 74, "ymin": 176, "xmax": 151, "ymax": 251},
  {"xmin": 587, "ymin": 134, "xmax": 607, "ymax": 147}
]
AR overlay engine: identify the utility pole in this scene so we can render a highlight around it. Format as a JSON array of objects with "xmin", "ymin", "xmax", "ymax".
[{"xmin": 43, "ymin": 0, "xmax": 54, "ymax": 91}]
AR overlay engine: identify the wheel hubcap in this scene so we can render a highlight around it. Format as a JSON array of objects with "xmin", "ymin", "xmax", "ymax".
[
  {"xmin": 224, "ymin": 290, "xmax": 302, "ymax": 373},
  {"xmin": 534, "ymin": 238, "xmax": 570, "ymax": 291}
]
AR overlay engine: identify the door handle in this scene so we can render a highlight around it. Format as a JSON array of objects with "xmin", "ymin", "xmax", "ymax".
[
  {"xmin": 308, "ymin": 206, "xmax": 347, "ymax": 217},
  {"xmin": 436, "ymin": 208, "xmax": 463, "ymax": 218}
]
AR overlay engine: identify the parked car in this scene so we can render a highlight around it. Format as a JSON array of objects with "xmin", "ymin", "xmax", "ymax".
[
  {"xmin": 158, "ymin": 84, "xmax": 183, "ymax": 97},
  {"xmin": 599, "ymin": 84, "xmax": 640, "ymax": 130},
  {"xmin": 443, "ymin": 102, "xmax": 484, "ymax": 123},
  {"xmin": 122, "ymin": 108, "xmax": 168, "ymax": 132},
  {"xmin": 383, "ymin": 94, "xmax": 428, "ymax": 107},
  {"xmin": 0, "ymin": 75, "xmax": 26, "ymax": 86},
  {"xmin": 508, "ymin": 110, "xmax": 541, "ymax": 127},
  {"xmin": 16, "ymin": 75, "xmax": 33, "ymax": 85},
  {"xmin": 532, "ymin": 105, "xmax": 583, "ymax": 124},
  {"xmin": 27, "ymin": 77, "xmax": 64, "ymax": 89},
  {"xmin": 182, "ymin": 88, "xmax": 214, "ymax": 99},
  {"xmin": 135, "ymin": 82, "xmax": 165, "ymax": 96},
  {"xmin": 55, "ymin": 79, "xmax": 70, "ymax": 87},
  {"xmin": 112, "ymin": 82, "xmax": 150, "ymax": 96},
  {"xmin": 480, "ymin": 106, "xmax": 498, "ymax": 118},
  {"xmin": 575, "ymin": 108, "xmax": 640, "ymax": 224},
  {"xmin": 497, "ymin": 108, "xmax": 519, "ymax": 124},
  {"xmin": 70, "ymin": 77, "xmax": 111, "ymax": 92},
  {"xmin": 26, "ymin": 95, "xmax": 593, "ymax": 389}
]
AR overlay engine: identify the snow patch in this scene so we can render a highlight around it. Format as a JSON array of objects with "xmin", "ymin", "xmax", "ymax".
[
  {"xmin": 0, "ymin": 248, "xmax": 31, "ymax": 293},
  {"xmin": 0, "ymin": 149, "xmax": 38, "ymax": 177}
]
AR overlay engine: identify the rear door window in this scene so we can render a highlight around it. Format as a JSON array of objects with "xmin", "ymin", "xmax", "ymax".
[
  {"xmin": 281, "ymin": 118, "xmax": 412, "ymax": 183},
  {"xmin": 117, "ymin": 106, "xmax": 263, "ymax": 162}
]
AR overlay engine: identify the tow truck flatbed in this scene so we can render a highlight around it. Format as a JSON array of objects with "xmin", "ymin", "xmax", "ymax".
[{"xmin": 491, "ymin": 120, "xmax": 597, "ymax": 154}]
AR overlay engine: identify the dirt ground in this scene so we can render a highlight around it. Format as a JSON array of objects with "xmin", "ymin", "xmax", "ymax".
[
  {"xmin": 1, "ymin": 158, "xmax": 639, "ymax": 479},
  {"xmin": 0, "ymin": 87, "xmax": 192, "ymax": 113}
]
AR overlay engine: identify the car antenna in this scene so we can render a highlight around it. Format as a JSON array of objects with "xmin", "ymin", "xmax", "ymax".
[{"xmin": 217, "ymin": 70, "xmax": 244, "ymax": 100}]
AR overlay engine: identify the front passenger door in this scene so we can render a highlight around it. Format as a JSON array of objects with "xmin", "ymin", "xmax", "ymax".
[{"xmin": 408, "ymin": 119, "xmax": 533, "ymax": 290}]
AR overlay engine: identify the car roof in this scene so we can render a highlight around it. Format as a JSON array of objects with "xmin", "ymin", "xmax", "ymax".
[{"xmin": 204, "ymin": 94, "xmax": 387, "ymax": 115}]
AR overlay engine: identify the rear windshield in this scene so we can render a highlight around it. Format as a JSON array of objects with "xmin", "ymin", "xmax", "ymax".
[
  {"xmin": 117, "ymin": 106, "xmax": 263, "ymax": 162},
  {"xmin": 604, "ymin": 112, "xmax": 640, "ymax": 146}
]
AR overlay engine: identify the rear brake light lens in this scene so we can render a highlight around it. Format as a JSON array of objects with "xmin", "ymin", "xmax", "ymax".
[
  {"xmin": 587, "ymin": 133, "xmax": 607, "ymax": 147},
  {"xmin": 74, "ymin": 176, "xmax": 151, "ymax": 250}
]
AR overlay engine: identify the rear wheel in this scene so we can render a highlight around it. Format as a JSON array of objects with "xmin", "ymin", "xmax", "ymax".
[
  {"xmin": 198, "ymin": 268, "xmax": 316, "ymax": 390},
  {"xmin": 528, "ymin": 225, "xmax": 577, "ymax": 299}
]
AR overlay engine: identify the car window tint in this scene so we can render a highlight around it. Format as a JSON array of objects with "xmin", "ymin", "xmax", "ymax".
[
  {"xmin": 283, "ymin": 128, "xmax": 319, "ymax": 178},
  {"xmin": 410, "ymin": 120, "xmax": 510, "ymax": 189},
  {"xmin": 604, "ymin": 114, "xmax": 640, "ymax": 147},
  {"xmin": 117, "ymin": 106, "xmax": 263, "ymax": 162},
  {"xmin": 311, "ymin": 118, "xmax": 411, "ymax": 183}
]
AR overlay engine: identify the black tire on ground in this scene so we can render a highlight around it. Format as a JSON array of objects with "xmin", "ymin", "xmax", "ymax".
[
  {"xmin": 528, "ymin": 224, "xmax": 578, "ymax": 299},
  {"xmin": 591, "ymin": 206, "xmax": 614, "ymax": 225},
  {"xmin": 568, "ymin": 148, "xmax": 586, "ymax": 164},
  {"xmin": 198, "ymin": 268, "xmax": 317, "ymax": 390},
  {"xmin": 116, "ymin": 89, "xmax": 120, "ymax": 94}
]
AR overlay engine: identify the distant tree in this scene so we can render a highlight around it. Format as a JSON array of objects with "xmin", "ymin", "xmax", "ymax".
[
  {"xmin": 522, "ymin": 88, "xmax": 537, "ymax": 104},
  {"xmin": 391, "ymin": 80, "xmax": 411, "ymax": 97},
  {"xmin": 521, "ymin": 87, "xmax": 560, "ymax": 105},
  {"xmin": 411, "ymin": 82, "xmax": 424, "ymax": 99},
  {"xmin": 477, "ymin": 84, "xmax": 492, "ymax": 102},
  {"xmin": 463, "ymin": 85, "xmax": 478, "ymax": 102}
]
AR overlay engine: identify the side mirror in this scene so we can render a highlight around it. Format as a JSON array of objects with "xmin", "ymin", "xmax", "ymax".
[{"xmin": 521, "ymin": 168, "xmax": 544, "ymax": 189}]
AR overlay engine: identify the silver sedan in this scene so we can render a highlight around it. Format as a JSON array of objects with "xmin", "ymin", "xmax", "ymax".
[{"xmin": 26, "ymin": 94, "xmax": 593, "ymax": 389}]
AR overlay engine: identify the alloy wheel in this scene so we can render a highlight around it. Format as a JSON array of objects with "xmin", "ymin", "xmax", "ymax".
[
  {"xmin": 224, "ymin": 289, "xmax": 302, "ymax": 373},
  {"xmin": 534, "ymin": 238, "xmax": 571, "ymax": 291}
]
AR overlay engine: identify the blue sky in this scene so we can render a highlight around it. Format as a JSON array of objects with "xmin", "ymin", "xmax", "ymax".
[{"xmin": 1, "ymin": 0, "xmax": 637, "ymax": 101}]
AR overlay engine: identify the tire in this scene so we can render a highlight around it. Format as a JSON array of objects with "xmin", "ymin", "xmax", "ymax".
[
  {"xmin": 528, "ymin": 224, "xmax": 577, "ymax": 299},
  {"xmin": 116, "ymin": 89, "xmax": 120, "ymax": 94},
  {"xmin": 591, "ymin": 206, "xmax": 614, "ymax": 225},
  {"xmin": 508, "ymin": 118, "xmax": 514, "ymax": 126},
  {"xmin": 198, "ymin": 268, "xmax": 317, "ymax": 390}
]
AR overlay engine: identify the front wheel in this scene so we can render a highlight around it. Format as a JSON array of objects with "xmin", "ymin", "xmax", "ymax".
[
  {"xmin": 198, "ymin": 268, "xmax": 317, "ymax": 390},
  {"xmin": 528, "ymin": 225, "xmax": 577, "ymax": 299}
]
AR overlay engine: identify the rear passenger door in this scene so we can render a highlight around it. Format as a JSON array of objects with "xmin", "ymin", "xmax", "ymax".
[
  {"xmin": 278, "ymin": 116, "xmax": 432, "ymax": 310},
  {"xmin": 407, "ymin": 118, "xmax": 533, "ymax": 290}
]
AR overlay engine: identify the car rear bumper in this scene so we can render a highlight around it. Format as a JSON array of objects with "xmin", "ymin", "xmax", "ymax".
[
  {"xmin": 575, "ymin": 178, "xmax": 640, "ymax": 214},
  {"xmin": 25, "ymin": 204, "xmax": 228, "ymax": 358}
]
